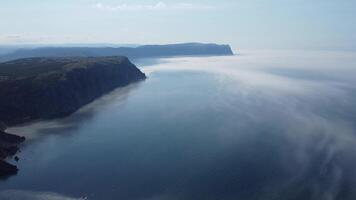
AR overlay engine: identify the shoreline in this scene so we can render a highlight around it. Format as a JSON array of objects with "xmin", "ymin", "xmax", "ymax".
[
  {"xmin": 0, "ymin": 123, "xmax": 25, "ymax": 178},
  {"xmin": 0, "ymin": 56, "xmax": 146, "ymax": 178}
]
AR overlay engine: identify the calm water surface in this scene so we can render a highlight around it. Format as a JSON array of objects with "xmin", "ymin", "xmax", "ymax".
[{"xmin": 1, "ymin": 50, "xmax": 356, "ymax": 200}]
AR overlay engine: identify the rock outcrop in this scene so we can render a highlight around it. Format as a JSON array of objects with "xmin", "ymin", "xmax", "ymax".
[
  {"xmin": 0, "ymin": 56, "xmax": 146, "ymax": 125},
  {"xmin": 0, "ymin": 123, "xmax": 25, "ymax": 178}
]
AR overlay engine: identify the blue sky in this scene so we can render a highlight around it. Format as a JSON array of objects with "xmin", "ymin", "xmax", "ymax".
[{"xmin": 1, "ymin": 0, "xmax": 355, "ymax": 50}]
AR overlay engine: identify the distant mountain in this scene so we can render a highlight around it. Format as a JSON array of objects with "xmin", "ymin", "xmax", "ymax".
[
  {"xmin": 0, "ymin": 56, "xmax": 146, "ymax": 126},
  {"xmin": 0, "ymin": 43, "xmax": 234, "ymax": 62},
  {"xmin": 0, "ymin": 47, "xmax": 18, "ymax": 56}
]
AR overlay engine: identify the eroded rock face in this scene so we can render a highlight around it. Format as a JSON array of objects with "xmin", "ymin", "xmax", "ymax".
[
  {"xmin": 0, "ymin": 56, "xmax": 146, "ymax": 125},
  {"xmin": 0, "ymin": 128, "xmax": 25, "ymax": 178}
]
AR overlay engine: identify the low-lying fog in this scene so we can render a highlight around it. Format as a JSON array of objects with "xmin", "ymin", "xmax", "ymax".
[{"xmin": 2, "ymin": 50, "xmax": 356, "ymax": 200}]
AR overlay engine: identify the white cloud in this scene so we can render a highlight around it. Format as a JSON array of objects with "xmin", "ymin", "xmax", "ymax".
[
  {"xmin": 0, "ymin": 33, "xmax": 101, "ymax": 44},
  {"xmin": 93, "ymin": 2, "xmax": 213, "ymax": 12},
  {"xmin": 5, "ymin": 34, "xmax": 22, "ymax": 39}
]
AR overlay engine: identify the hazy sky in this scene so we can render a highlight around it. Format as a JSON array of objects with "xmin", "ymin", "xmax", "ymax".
[{"xmin": 1, "ymin": 0, "xmax": 355, "ymax": 50}]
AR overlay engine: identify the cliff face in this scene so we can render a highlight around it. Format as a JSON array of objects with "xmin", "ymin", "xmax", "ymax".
[
  {"xmin": 135, "ymin": 43, "xmax": 234, "ymax": 57},
  {"xmin": 0, "ymin": 56, "xmax": 146, "ymax": 126},
  {"xmin": 0, "ymin": 124, "xmax": 25, "ymax": 178}
]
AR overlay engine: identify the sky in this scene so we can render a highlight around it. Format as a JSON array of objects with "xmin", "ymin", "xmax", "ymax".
[{"xmin": 1, "ymin": 0, "xmax": 356, "ymax": 50}]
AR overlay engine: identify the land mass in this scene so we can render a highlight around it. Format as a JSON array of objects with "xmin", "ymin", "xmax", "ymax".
[
  {"xmin": 0, "ymin": 42, "xmax": 234, "ymax": 177},
  {"xmin": 0, "ymin": 56, "xmax": 146, "ymax": 125},
  {"xmin": 0, "ymin": 43, "xmax": 234, "ymax": 62},
  {"xmin": 0, "ymin": 122, "xmax": 25, "ymax": 178},
  {"xmin": 0, "ymin": 56, "xmax": 146, "ymax": 177}
]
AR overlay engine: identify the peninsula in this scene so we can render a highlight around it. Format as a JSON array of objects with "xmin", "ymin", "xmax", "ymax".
[{"xmin": 0, "ymin": 43, "xmax": 234, "ymax": 62}]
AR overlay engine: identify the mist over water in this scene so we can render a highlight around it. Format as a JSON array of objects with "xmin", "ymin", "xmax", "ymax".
[{"xmin": 2, "ymin": 50, "xmax": 356, "ymax": 200}]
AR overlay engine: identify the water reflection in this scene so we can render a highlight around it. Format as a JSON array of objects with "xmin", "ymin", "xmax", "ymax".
[
  {"xmin": 1, "ymin": 50, "xmax": 356, "ymax": 200},
  {"xmin": 7, "ymin": 82, "xmax": 144, "ymax": 140}
]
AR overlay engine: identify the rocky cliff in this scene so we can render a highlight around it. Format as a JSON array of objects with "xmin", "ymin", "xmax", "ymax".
[
  {"xmin": 0, "ymin": 56, "xmax": 146, "ymax": 125},
  {"xmin": 0, "ymin": 124, "xmax": 25, "ymax": 178}
]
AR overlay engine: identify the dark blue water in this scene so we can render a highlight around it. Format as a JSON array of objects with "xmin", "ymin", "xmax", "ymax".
[{"xmin": 1, "ymin": 50, "xmax": 356, "ymax": 200}]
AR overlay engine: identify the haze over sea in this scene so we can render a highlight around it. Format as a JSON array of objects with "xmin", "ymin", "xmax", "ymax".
[{"xmin": 1, "ymin": 49, "xmax": 356, "ymax": 200}]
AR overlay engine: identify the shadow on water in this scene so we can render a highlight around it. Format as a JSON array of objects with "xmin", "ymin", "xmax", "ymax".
[
  {"xmin": 0, "ymin": 81, "xmax": 144, "ymax": 183},
  {"xmin": 7, "ymin": 81, "xmax": 144, "ymax": 141},
  {"xmin": 1, "ymin": 51, "xmax": 356, "ymax": 200}
]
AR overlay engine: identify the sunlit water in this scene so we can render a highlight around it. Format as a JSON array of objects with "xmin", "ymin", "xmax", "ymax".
[{"xmin": 1, "ymin": 50, "xmax": 356, "ymax": 200}]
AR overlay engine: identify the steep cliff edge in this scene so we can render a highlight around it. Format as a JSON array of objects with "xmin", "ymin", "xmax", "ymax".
[
  {"xmin": 0, "ymin": 124, "xmax": 25, "ymax": 178},
  {"xmin": 0, "ymin": 56, "xmax": 146, "ymax": 125}
]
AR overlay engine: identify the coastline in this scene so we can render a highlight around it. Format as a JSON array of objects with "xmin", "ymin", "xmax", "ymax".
[
  {"xmin": 0, "ymin": 56, "xmax": 147, "ymax": 178},
  {"xmin": 0, "ymin": 123, "xmax": 25, "ymax": 178}
]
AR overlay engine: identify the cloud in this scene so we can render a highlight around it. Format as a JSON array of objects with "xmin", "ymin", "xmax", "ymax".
[
  {"xmin": 0, "ymin": 34, "xmax": 54, "ymax": 44},
  {"xmin": 93, "ymin": 2, "xmax": 213, "ymax": 12},
  {"xmin": 5, "ymin": 34, "xmax": 22, "ymax": 39},
  {"xmin": 0, "ymin": 33, "xmax": 101, "ymax": 44}
]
